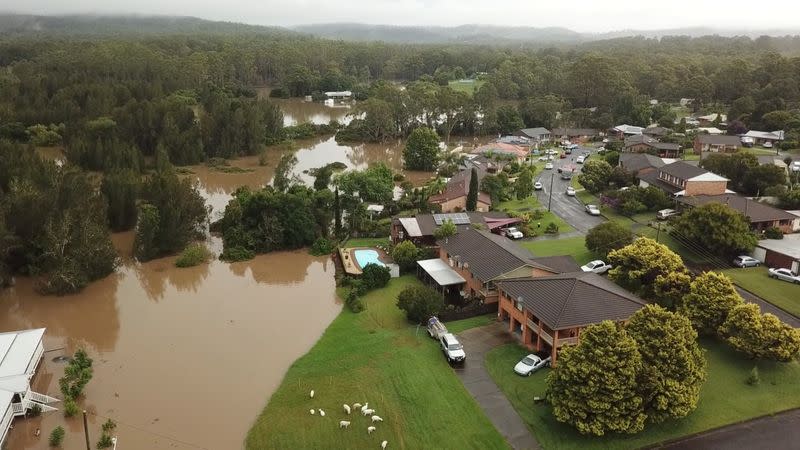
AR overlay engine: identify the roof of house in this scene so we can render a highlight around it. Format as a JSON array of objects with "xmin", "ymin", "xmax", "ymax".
[
  {"xmin": 417, "ymin": 258, "xmax": 466, "ymax": 286},
  {"xmin": 638, "ymin": 170, "xmax": 683, "ymax": 194},
  {"xmin": 696, "ymin": 127, "xmax": 724, "ymax": 135},
  {"xmin": 695, "ymin": 135, "xmax": 741, "ymax": 146},
  {"xmin": 624, "ymin": 135, "xmax": 681, "ymax": 151},
  {"xmin": 620, "ymin": 153, "xmax": 665, "ymax": 173},
  {"xmin": 613, "ymin": 124, "xmax": 644, "ymax": 135},
  {"xmin": 659, "ymin": 161, "xmax": 710, "ymax": 180},
  {"xmin": 497, "ymin": 272, "xmax": 647, "ymax": 330},
  {"xmin": 397, "ymin": 211, "xmax": 508, "ymax": 238},
  {"xmin": 528, "ymin": 255, "xmax": 581, "ymax": 273},
  {"xmin": 428, "ymin": 168, "xmax": 492, "ymax": 206},
  {"xmin": 697, "ymin": 113, "xmax": 727, "ymax": 122},
  {"xmin": 743, "ymin": 130, "xmax": 784, "ymax": 141},
  {"xmin": 678, "ymin": 194, "xmax": 796, "ymax": 223},
  {"xmin": 517, "ymin": 127, "xmax": 551, "ymax": 138},
  {"xmin": 498, "ymin": 135, "xmax": 531, "ymax": 146},
  {"xmin": 550, "ymin": 128, "xmax": 599, "ymax": 137},
  {"xmin": 0, "ymin": 328, "xmax": 44, "ymax": 378},
  {"xmin": 472, "ymin": 142, "xmax": 528, "ymax": 159},
  {"xmin": 756, "ymin": 155, "xmax": 788, "ymax": 168},
  {"xmin": 757, "ymin": 234, "xmax": 800, "ymax": 260},
  {"xmin": 643, "ymin": 126, "xmax": 671, "ymax": 136}
]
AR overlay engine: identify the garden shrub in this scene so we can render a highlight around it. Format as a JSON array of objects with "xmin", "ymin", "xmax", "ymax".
[
  {"xmin": 49, "ymin": 426, "xmax": 65, "ymax": 447},
  {"xmin": 361, "ymin": 264, "xmax": 391, "ymax": 290},
  {"xmin": 545, "ymin": 222, "xmax": 559, "ymax": 234},
  {"xmin": 310, "ymin": 237, "xmax": 335, "ymax": 256},
  {"xmin": 175, "ymin": 243, "xmax": 212, "ymax": 267},
  {"xmin": 763, "ymin": 226, "xmax": 783, "ymax": 239}
]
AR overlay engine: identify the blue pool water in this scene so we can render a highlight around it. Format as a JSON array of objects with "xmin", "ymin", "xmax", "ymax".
[{"xmin": 354, "ymin": 249, "xmax": 385, "ymax": 269}]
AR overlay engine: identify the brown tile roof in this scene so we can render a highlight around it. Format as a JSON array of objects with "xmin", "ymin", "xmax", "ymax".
[
  {"xmin": 624, "ymin": 135, "xmax": 680, "ymax": 152},
  {"xmin": 497, "ymin": 272, "xmax": 647, "ymax": 330},
  {"xmin": 409, "ymin": 211, "xmax": 508, "ymax": 237},
  {"xmin": 643, "ymin": 126, "xmax": 671, "ymax": 137},
  {"xmin": 678, "ymin": 194, "xmax": 796, "ymax": 223},
  {"xmin": 438, "ymin": 228, "xmax": 542, "ymax": 281},
  {"xmin": 551, "ymin": 128, "xmax": 599, "ymax": 137},
  {"xmin": 619, "ymin": 153, "xmax": 665, "ymax": 174},
  {"xmin": 638, "ymin": 170, "xmax": 683, "ymax": 194},
  {"xmin": 529, "ymin": 255, "xmax": 581, "ymax": 273},
  {"xmin": 659, "ymin": 161, "xmax": 708, "ymax": 180},
  {"xmin": 695, "ymin": 135, "xmax": 741, "ymax": 146},
  {"xmin": 428, "ymin": 168, "xmax": 492, "ymax": 206}
]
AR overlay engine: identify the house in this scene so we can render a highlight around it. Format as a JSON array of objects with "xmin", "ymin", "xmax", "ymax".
[
  {"xmin": 642, "ymin": 126, "xmax": 671, "ymax": 138},
  {"xmin": 0, "ymin": 328, "xmax": 59, "ymax": 445},
  {"xmin": 638, "ymin": 161, "xmax": 729, "ymax": 196},
  {"xmin": 496, "ymin": 272, "xmax": 647, "ymax": 366},
  {"xmin": 757, "ymin": 155, "xmax": 789, "ymax": 174},
  {"xmin": 623, "ymin": 135, "xmax": 681, "ymax": 158},
  {"xmin": 678, "ymin": 194, "xmax": 796, "ymax": 233},
  {"xmin": 742, "ymin": 130, "xmax": 785, "ymax": 146},
  {"xmin": 428, "ymin": 167, "xmax": 492, "ymax": 213},
  {"xmin": 696, "ymin": 113, "xmax": 727, "ymax": 127},
  {"xmin": 391, "ymin": 211, "xmax": 512, "ymax": 246},
  {"xmin": 550, "ymin": 128, "xmax": 599, "ymax": 143},
  {"xmin": 752, "ymin": 234, "xmax": 800, "ymax": 272},
  {"xmin": 696, "ymin": 127, "xmax": 725, "ymax": 135},
  {"xmin": 619, "ymin": 153, "xmax": 665, "ymax": 178},
  {"xmin": 417, "ymin": 227, "xmax": 579, "ymax": 304},
  {"xmin": 610, "ymin": 124, "xmax": 644, "ymax": 138},
  {"xmin": 471, "ymin": 142, "xmax": 528, "ymax": 163},
  {"xmin": 515, "ymin": 127, "xmax": 551, "ymax": 143},
  {"xmin": 693, "ymin": 135, "xmax": 741, "ymax": 154},
  {"xmin": 498, "ymin": 135, "xmax": 531, "ymax": 146}
]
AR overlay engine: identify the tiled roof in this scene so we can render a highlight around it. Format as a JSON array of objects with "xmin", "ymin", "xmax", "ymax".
[
  {"xmin": 660, "ymin": 161, "xmax": 708, "ymax": 180},
  {"xmin": 619, "ymin": 153, "xmax": 664, "ymax": 173},
  {"xmin": 695, "ymin": 135, "xmax": 741, "ymax": 146},
  {"xmin": 678, "ymin": 194, "xmax": 796, "ymax": 223},
  {"xmin": 438, "ymin": 228, "xmax": 536, "ymax": 281}
]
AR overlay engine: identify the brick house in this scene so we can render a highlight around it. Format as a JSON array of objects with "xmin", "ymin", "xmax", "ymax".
[
  {"xmin": 391, "ymin": 211, "xmax": 512, "ymax": 246},
  {"xmin": 428, "ymin": 166, "xmax": 492, "ymax": 213},
  {"xmin": 619, "ymin": 153, "xmax": 665, "ymax": 179},
  {"xmin": 638, "ymin": 161, "xmax": 729, "ymax": 196},
  {"xmin": 623, "ymin": 135, "xmax": 682, "ymax": 158},
  {"xmin": 515, "ymin": 127, "xmax": 551, "ymax": 143},
  {"xmin": 693, "ymin": 135, "xmax": 741, "ymax": 154},
  {"xmin": 678, "ymin": 194, "xmax": 796, "ymax": 234},
  {"xmin": 496, "ymin": 273, "xmax": 647, "ymax": 366}
]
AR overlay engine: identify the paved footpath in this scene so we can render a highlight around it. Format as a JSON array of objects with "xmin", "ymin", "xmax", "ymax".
[{"xmin": 454, "ymin": 324, "xmax": 540, "ymax": 450}]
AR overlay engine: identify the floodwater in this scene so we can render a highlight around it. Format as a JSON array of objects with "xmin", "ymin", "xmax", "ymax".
[{"xmin": 254, "ymin": 87, "xmax": 353, "ymax": 127}]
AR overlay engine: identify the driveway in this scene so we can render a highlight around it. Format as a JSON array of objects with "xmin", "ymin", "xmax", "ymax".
[
  {"xmin": 534, "ymin": 154, "xmax": 605, "ymax": 234},
  {"xmin": 454, "ymin": 323, "xmax": 540, "ymax": 450}
]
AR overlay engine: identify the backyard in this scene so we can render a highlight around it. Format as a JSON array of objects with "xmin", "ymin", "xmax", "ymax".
[
  {"xmin": 521, "ymin": 236, "xmax": 589, "ymax": 264},
  {"xmin": 497, "ymin": 197, "xmax": 574, "ymax": 235},
  {"xmin": 485, "ymin": 339, "xmax": 800, "ymax": 450},
  {"xmin": 722, "ymin": 267, "xmax": 800, "ymax": 317},
  {"xmin": 246, "ymin": 276, "xmax": 508, "ymax": 450}
]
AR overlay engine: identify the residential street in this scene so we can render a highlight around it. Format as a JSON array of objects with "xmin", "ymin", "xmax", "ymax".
[{"xmin": 534, "ymin": 152, "xmax": 605, "ymax": 234}]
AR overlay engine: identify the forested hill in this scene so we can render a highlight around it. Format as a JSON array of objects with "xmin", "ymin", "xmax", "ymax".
[{"xmin": 0, "ymin": 14, "xmax": 296, "ymax": 37}]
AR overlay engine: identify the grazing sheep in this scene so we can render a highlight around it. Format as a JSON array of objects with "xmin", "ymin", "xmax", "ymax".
[
  {"xmin": 339, "ymin": 421, "xmax": 351, "ymax": 429},
  {"xmin": 367, "ymin": 426, "xmax": 376, "ymax": 434},
  {"xmin": 381, "ymin": 440, "xmax": 388, "ymax": 449},
  {"xmin": 371, "ymin": 415, "xmax": 383, "ymax": 423},
  {"xmin": 362, "ymin": 408, "xmax": 375, "ymax": 416},
  {"xmin": 319, "ymin": 409, "xmax": 326, "ymax": 417},
  {"xmin": 309, "ymin": 390, "xmax": 315, "ymax": 398},
  {"xmin": 353, "ymin": 402, "xmax": 362, "ymax": 409},
  {"xmin": 343, "ymin": 404, "xmax": 351, "ymax": 415},
  {"xmin": 361, "ymin": 402, "xmax": 369, "ymax": 412},
  {"xmin": 309, "ymin": 409, "xmax": 315, "ymax": 415}
]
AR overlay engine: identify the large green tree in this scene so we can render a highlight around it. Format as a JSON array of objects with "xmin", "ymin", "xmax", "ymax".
[
  {"xmin": 396, "ymin": 285, "xmax": 444, "ymax": 323},
  {"xmin": 466, "ymin": 167, "xmax": 479, "ymax": 211},
  {"xmin": 672, "ymin": 203, "xmax": 758, "ymax": 257},
  {"xmin": 514, "ymin": 167, "xmax": 535, "ymax": 200},
  {"xmin": 578, "ymin": 160, "xmax": 614, "ymax": 194},
  {"xmin": 547, "ymin": 321, "xmax": 646, "ymax": 436},
  {"xmin": 719, "ymin": 303, "xmax": 800, "ymax": 361},
  {"xmin": 678, "ymin": 271, "xmax": 744, "ymax": 335},
  {"xmin": 404, "ymin": 127, "xmax": 441, "ymax": 171},
  {"xmin": 608, "ymin": 237, "xmax": 689, "ymax": 301},
  {"xmin": 391, "ymin": 240, "xmax": 420, "ymax": 273},
  {"xmin": 585, "ymin": 222, "xmax": 634, "ymax": 257},
  {"xmin": 101, "ymin": 169, "xmax": 140, "ymax": 231}
]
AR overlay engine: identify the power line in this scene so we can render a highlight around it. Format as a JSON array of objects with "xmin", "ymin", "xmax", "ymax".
[{"xmin": 85, "ymin": 411, "xmax": 211, "ymax": 450}]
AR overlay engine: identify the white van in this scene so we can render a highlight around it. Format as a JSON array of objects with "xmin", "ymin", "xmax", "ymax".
[{"xmin": 656, "ymin": 208, "xmax": 679, "ymax": 220}]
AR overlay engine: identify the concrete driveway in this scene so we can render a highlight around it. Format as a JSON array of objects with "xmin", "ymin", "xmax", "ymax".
[
  {"xmin": 454, "ymin": 323, "xmax": 540, "ymax": 450},
  {"xmin": 534, "ymin": 153, "xmax": 605, "ymax": 234}
]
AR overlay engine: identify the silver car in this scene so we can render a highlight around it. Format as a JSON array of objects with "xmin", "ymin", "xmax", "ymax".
[
  {"xmin": 733, "ymin": 256, "xmax": 760, "ymax": 268},
  {"xmin": 585, "ymin": 204, "xmax": 601, "ymax": 216},
  {"xmin": 768, "ymin": 268, "xmax": 800, "ymax": 284}
]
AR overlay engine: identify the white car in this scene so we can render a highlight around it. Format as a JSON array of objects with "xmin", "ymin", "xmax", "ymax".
[
  {"xmin": 763, "ymin": 141, "xmax": 773, "ymax": 149},
  {"xmin": 768, "ymin": 268, "xmax": 800, "ymax": 284},
  {"xmin": 576, "ymin": 156, "xmax": 585, "ymax": 164},
  {"xmin": 440, "ymin": 333, "xmax": 466, "ymax": 363},
  {"xmin": 503, "ymin": 227, "xmax": 524, "ymax": 239},
  {"xmin": 514, "ymin": 353, "xmax": 551, "ymax": 376},
  {"xmin": 544, "ymin": 162, "xmax": 554, "ymax": 170},
  {"xmin": 791, "ymin": 161, "xmax": 800, "ymax": 172},
  {"xmin": 585, "ymin": 204, "xmax": 601, "ymax": 216},
  {"xmin": 566, "ymin": 186, "xmax": 576, "ymax": 196},
  {"xmin": 581, "ymin": 260, "xmax": 612, "ymax": 274},
  {"xmin": 538, "ymin": 156, "xmax": 549, "ymax": 162},
  {"xmin": 534, "ymin": 181, "xmax": 543, "ymax": 190}
]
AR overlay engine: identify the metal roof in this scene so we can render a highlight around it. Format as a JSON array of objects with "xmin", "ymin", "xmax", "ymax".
[
  {"xmin": 417, "ymin": 259, "xmax": 467, "ymax": 286},
  {"xmin": 0, "ymin": 328, "xmax": 44, "ymax": 378},
  {"xmin": 398, "ymin": 218, "xmax": 422, "ymax": 237}
]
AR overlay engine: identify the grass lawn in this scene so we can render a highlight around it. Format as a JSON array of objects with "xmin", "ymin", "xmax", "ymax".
[
  {"xmin": 444, "ymin": 313, "xmax": 498, "ymax": 334},
  {"xmin": 448, "ymin": 79, "xmax": 485, "ymax": 96},
  {"xmin": 521, "ymin": 237, "xmax": 591, "ymax": 264},
  {"xmin": 343, "ymin": 237, "xmax": 390, "ymax": 248},
  {"xmin": 497, "ymin": 197, "xmax": 574, "ymax": 234},
  {"xmin": 722, "ymin": 267, "xmax": 800, "ymax": 317},
  {"xmin": 486, "ymin": 339, "xmax": 800, "ymax": 450},
  {"xmin": 246, "ymin": 276, "xmax": 508, "ymax": 450}
]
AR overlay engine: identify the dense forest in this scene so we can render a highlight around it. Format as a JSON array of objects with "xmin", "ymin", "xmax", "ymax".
[{"xmin": 4, "ymin": 16, "xmax": 800, "ymax": 292}]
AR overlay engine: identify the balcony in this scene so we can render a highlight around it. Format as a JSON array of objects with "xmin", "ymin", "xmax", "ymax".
[{"xmin": 527, "ymin": 320, "xmax": 579, "ymax": 347}]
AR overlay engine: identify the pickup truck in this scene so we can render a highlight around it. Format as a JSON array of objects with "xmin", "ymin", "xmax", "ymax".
[
  {"xmin": 427, "ymin": 316, "xmax": 449, "ymax": 339},
  {"xmin": 581, "ymin": 260, "xmax": 612, "ymax": 274},
  {"xmin": 503, "ymin": 227, "xmax": 524, "ymax": 239},
  {"xmin": 440, "ymin": 333, "xmax": 466, "ymax": 364}
]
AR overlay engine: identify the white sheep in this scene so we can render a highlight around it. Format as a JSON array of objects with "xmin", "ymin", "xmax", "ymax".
[
  {"xmin": 362, "ymin": 408, "xmax": 375, "ymax": 416},
  {"xmin": 309, "ymin": 409, "xmax": 315, "ymax": 415},
  {"xmin": 309, "ymin": 390, "xmax": 315, "ymax": 398},
  {"xmin": 319, "ymin": 409, "xmax": 326, "ymax": 417},
  {"xmin": 381, "ymin": 440, "xmax": 388, "ymax": 449},
  {"xmin": 371, "ymin": 415, "xmax": 383, "ymax": 423},
  {"xmin": 343, "ymin": 404, "xmax": 351, "ymax": 415},
  {"xmin": 353, "ymin": 402, "xmax": 362, "ymax": 409},
  {"xmin": 339, "ymin": 420, "xmax": 351, "ymax": 429},
  {"xmin": 361, "ymin": 402, "xmax": 369, "ymax": 412},
  {"xmin": 367, "ymin": 426, "xmax": 376, "ymax": 434}
]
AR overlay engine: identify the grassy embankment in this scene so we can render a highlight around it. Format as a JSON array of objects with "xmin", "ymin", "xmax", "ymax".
[
  {"xmin": 486, "ymin": 339, "xmax": 800, "ymax": 450},
  {"xmin": 246, "ymin": 276, "xmax": 508, "ymax": 450},
  {"xmin": 722, "ymin": 267, "xmax": 800, "ymax": 317}
]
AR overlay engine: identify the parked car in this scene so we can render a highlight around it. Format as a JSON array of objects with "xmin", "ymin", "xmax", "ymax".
[
  {"xmin": 559, "ymin": 152, "xmax": 567, "ymax": 159},
  {"xmin": 503, "ymin": 227, "xmax": 524, "ymax": 239},
  {"xmin": 538, "ymin": 156, "xmax": 549, "ymax": 162},
  {"xmin": 581, "ymin": 260, "xmax": 612, "ymax": 274},
  {"xmin": 564, "ymin": 148, "xmax": 572, "ymax": 155},
  {"xmin": 514, "ymin": 353, "xmax": 551, "ymax": 376},
  {"xmin": 427, "ymin": 316, "xmax": 448, "ymax": 339},
  {"xmin": 534, "ymin": 181, "xmax": 543, "ymax": 190},
  {"xmin": 656, "ymin": 208, "xmax": 679, "ymax": 220},
  {"xmin": 566, "ymin": 186, "xmax": 576, "ymax": 196},
  {"xmin": 732, "ymin": 256, "xmax": 761, "ymax": 268},
  {"xmin": 544, "ymin": 162, "xmax": 554, "ymax": 170},
  {"xmin": 768, "ymin": 268, "xmax": 800, "ymax": 284},
  {"xmin": 440, "ymin": 333, "xmax": 466, "ymax": 363},
  {"xmin": 585, "ymin": 204, "xmax": 601, "ymax": 215},
  {"xmin": 560, "ymin": 170, "xmax": 574, "ymax": 180},
  {"xmin": 576, "ymin": 155, "xmax": 585, "ymax": 164},
  {"xmin": 791, "ymin": 161, "xmax": 800, "ymax": 172},
  {"xmin": 763, "ymin": 141, "xmax": 774, "ymax": 148}
]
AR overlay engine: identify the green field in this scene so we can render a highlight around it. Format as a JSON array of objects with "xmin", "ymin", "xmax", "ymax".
[
  {"xmin": 497, "ymin": 197, "xmax": 574, "ymax": 234},
  {"xmin": 448, "ymin": 79, "xmax": 485, "ymax": 95},
  {"xmin": 246, "ymin": 276, "xmax": 508, "ymax": 450},
  {"xmin": 521, "ymin": 237, "xmax": 590, "ymax": 264},
  {"xmin": 722, "ymin": 267, "xmax": 800, "ymax": 317},
  {"xmin": 486, "ymin": 339, "xmax": 800, "ymax": 450}
]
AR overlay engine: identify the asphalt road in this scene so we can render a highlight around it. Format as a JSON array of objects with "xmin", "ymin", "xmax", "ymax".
[{"xmin": 534, "ymin": 152, "xmax": 605, "ymax": 234}]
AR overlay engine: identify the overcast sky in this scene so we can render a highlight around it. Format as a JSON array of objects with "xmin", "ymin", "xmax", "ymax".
[{"xmin": 7, "ymin": 0, "xmax": 800, "ymax": 32}]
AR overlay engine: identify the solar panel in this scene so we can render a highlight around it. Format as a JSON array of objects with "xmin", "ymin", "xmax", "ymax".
[{"xmin": 433, "ymin": 213, "xmax": 471, "ymax": 225}]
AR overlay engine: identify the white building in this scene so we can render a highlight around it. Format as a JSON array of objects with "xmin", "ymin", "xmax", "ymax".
[{"xmin": 0, "ymin": 328, "xmax": 59, "ymax": 445}]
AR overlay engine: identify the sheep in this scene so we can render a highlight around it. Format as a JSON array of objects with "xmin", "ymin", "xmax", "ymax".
[
  {"xmin": 371, "ymin": 415, "xmax": 383, "ymax": 423},
  {"xmin": 362, "ymin": 408, "xmax": 375, "ymax": 416},
  {"xmin": 381, "ymin": 440, "xmax": 388, "ymax": 449},
  {"xmin": 343, "ymin": 404, "xmax": 351, "ymax": 415},
  {"xmin": 367, "ymin": 426, "xmax": 376, "ymax": 434},
  {"xmin": 360, "ymin": 402, "xmax": 369, "ymax": 412},
  {"xmin": 309, "ymin": 409, "xmax": 315, "ymax": 415},
  {"xmin": 339, "ymin": 421, "xmax": 351, "ymax": 429},
  {"xmin": 353, "ymin": 402, "xmax": 362, "ymax": 409},
  {"xmin": 309, "ymin": 390, "xmax": 315, "ymax": 398},
  {"xmin": 319, "ymin": 409, "xmax": 326, "ymax": 417}
]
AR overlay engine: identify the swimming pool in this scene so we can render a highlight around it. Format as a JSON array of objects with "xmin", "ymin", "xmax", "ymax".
[{"xmin": 353, "ymin": 249, "xmax": 385, "ymax": 269}]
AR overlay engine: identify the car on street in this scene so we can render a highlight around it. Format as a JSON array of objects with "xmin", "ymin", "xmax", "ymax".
[
  {"xmin": 581, "ymin": 260, "xmax": 612, "ymax": 274},
  {"xmin": 440, "ymin": 333, "xmax": 466, "ymax": 363},
  {"xmin": 514, "ymin": 353, "xmax": 551, "ymax": 376},
  {"xmin": 538, "ymin": 156, "xmax": 549, "ymax": 161},
  {"xmin": 544, "ymin": 162, "xmax": 554, "ymax": 170},
  {"xmin": 576, "ymin": 155, "xmax": 585, "ymax": 164},
  {"xmin": 534, "ymin": 181, "xmax": 543, "ymax": 190},
  {"xmin": 768, "ymin": 268, "xmax": 800, "ymax": 284},
  {"xmin": 585, "ymin": 204, "xmax": 601, "ymax": 215},
  {"xmin": 733, "ymin": 256, "xmax": 761, "ymax": 268},
  {"xmin": 656, "ymin": 208, "xmax": 679, "ymax": 220},
  {"xmin": 564, "ymin": 148, "xmax": 572, "ymax": 155},
  {"xmin": 566, "ymin": 186, "xmax": 576, "ymax": 196},
  {"xmin": 503, "ymin": 227, "xmax": 524, "ymax": 239}
]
